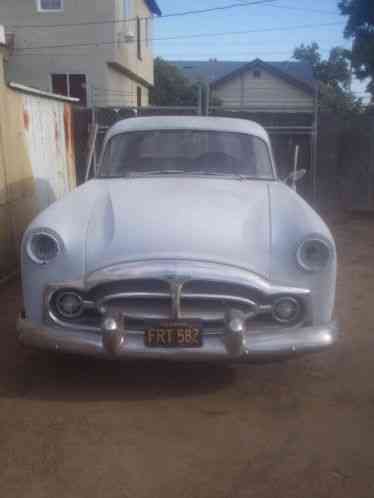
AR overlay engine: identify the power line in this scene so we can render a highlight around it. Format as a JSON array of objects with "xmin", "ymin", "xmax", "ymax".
[
  {"xmin": 152, "ymin": 22, "xmax": 344, "ymax": 43},
  {"xmin": 13, "ymin": 48, "xmax": 334, "ymax": 58},
  {"xmin": 10, "ymin": 0, "xmax": 279, "ymax": 29},
  {"xmin": 159, "ymin": 48, "xmax": 332, "ymax": 57},
  {"xmin": 268, "ymin": 4, "xmax": 339, "ymax": 16},
  {"xmin": 13, "ymin": 22, "xmax": 345, "ymax": 53},
  {"xmin": 8, "ymin": 1, "xmax": 341, "ymax": 31}
]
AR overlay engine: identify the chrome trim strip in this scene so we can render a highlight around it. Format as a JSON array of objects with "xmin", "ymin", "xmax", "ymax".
[
  {"xmin": 181, "ymin": 293, "xmax": 258, "ymax": 308},
  {"xmin": 97, "ymin": 292, "xmax": 170, "ymax": 307},
  {"xmin": 84, "ymin": 260, "xmax": 311, "ymax": 297},
  {"xmin": 47, "ymin": 310, "xmax": 101, "ymax": 333}
]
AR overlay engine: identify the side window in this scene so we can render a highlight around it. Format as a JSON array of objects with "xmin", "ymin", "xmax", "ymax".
[
  {"xmin": 137, "ymin": 86, "xmax": 142, "ymax": 107},
  {"xmin": 51, "ymin": 74, "xmax": 87, "ymax": 106},
  {"xmin": 69, "ymin": 75, "xmax": 87, "ymax": 107},
  {"xmin": 37, "ymin": 0, "xmax": 63, "ymax": 12},
  {"xmin": 51, "ymin": 74, "xmax": 68, "ymax": 96}
]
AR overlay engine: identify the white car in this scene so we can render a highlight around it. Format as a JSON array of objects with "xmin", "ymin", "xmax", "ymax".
[{"xmin": 18, "ymin": 117, "xmax": 339, "ymax": 361}]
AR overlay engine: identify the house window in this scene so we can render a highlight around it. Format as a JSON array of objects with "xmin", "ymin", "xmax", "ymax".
[
  {"xmin": 137, "ymin": 17, "xmax": 142, "ymax": 60},
  {"xmin": 51, "ymin": 74, "xmax": 87, "ymax": 106},
  {"xmin": 137, "ymin": 86, "xmax": 142, "ymax": 107},
  {"xmin": 253, "ymin": 69, "xmax": 261, "ymax": 79},
  {"xmin": 123, "ymin": 0, "xmax": 133, "ymax": 18},
  {"xmin": 37, "ymin": 0, "xmax": 64, "ymax": 12}
]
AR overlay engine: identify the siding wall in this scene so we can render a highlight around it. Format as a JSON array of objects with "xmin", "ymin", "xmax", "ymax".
[
  {"xmin": 0, "ymin": 48, "xmax": 76, "ymax": 280},
  {"xmin": 0, "ymin": 0, "xmax": 154, "ymax": 107},
  {"xmin": 114, "ymin": 0, "xmax": 155, "ymax": 87},
  {"xmin": 105, "ymin": 67, "xmax": 150, "ymax": 108},
  {"xmin": 213, "ymin": 67, "xmax": 314, "ymax": 111}
]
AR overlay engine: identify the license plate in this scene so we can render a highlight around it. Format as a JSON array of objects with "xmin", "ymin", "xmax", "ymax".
[{"xmin": 145, "ymin": 323, "xmax": 202, "ymax": 348}]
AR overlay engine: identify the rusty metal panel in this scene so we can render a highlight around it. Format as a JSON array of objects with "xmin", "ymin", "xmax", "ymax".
[{"xmin": 22, "ymin": 95, "xmax": 76, "ymax": 211}]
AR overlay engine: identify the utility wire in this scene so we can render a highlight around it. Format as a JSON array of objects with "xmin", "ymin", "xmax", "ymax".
[
  {"xmin": 9, "ymin": 0, "xmax": 279, "ymax": 29},
  {"xmin": 12, "ymin": 48, "xmax": 334, "ymax": 58},
  {"xmin": 268, "ymin": 4, "xmax": 339, "ymax": 15},
  {"xmin": 13, "ymin": 22, "xmax": 344, "ymax": 53},
  {"xmin": 8, "ymin": 1, "xmax": 341, "ymax": 31}
]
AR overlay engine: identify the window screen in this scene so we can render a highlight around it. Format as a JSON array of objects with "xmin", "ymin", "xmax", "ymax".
[{"xmin": 39, "ymin": 0, "xmax": 63, "ymax": 11}]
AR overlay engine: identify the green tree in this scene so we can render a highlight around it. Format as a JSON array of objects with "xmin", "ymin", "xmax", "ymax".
[
  {"xmin": 293, "ymin": 42, "xmax": 362, "ymax": 114},
  {"xmin": 150, "ymin": 58, "xmax": 197, "ymax": 106},
  {"xmin": 150, "ymin": 58, "xmax": 221, "ymax": 108},
  {"xmin": 339, "ymin": 0, "xmax": 374, "ymax": 96}
]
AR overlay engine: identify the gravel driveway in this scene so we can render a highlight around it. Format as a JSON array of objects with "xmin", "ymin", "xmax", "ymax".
[{"xmin": 1, "ymin": 214, "xmax": 373, "ymax": 498}]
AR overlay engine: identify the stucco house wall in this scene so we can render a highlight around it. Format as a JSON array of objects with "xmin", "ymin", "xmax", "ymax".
[{"xmin": 0, "ymin": 0, "xmax": 160, "ymax": 106}]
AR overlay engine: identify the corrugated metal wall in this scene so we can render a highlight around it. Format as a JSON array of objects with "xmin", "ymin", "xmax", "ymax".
[
  {"xmin": 23, "ymin": 96, "xmax": 76, "ymax": 211},
  {"xmin": 0, "ymin": 48, "xmax": 76, "ymax": 281}
]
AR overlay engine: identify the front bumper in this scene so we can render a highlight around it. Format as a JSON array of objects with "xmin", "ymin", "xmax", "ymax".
[{"xmin": 17, "ymin": 317, "xmax": 340, "ymax": 362}]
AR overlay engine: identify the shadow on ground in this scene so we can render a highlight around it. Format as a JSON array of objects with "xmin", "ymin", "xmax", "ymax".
[{"xmin": 1, "ymin": 337, "xmax": 240, "ymax": 402}]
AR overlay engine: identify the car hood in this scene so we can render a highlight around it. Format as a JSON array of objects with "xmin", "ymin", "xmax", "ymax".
[{"xmin": 85, "ymin": 178, "xmax": 271, "ymax": 278}]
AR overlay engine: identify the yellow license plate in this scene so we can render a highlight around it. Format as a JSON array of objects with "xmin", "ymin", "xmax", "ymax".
[{"xmin": 145, "ymin": 323, "xmax": 202, "ymax": 348}]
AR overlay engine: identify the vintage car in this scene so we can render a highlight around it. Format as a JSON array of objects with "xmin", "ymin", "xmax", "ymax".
[{"xmin": 18, "ymin": 117, "xmax": 339, "ymax": 361}]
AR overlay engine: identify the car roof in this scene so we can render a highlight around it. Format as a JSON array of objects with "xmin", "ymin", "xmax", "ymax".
[{"xmin": 106, "ymin": 116, "xmax": 270, "ymax": 144}]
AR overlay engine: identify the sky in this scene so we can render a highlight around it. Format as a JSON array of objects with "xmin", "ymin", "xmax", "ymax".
[{"xmin": 152, "ymin": 0, "xmax": 369, "ymax": 100}]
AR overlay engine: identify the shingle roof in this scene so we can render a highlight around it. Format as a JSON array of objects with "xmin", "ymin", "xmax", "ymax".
[
  {"xmin": 145, "ymin": 0, "xmax": 162, "ymax": 16},
  {"xmin": 169, "ymin": 59, "xmax": 316, "ymax": 92}
]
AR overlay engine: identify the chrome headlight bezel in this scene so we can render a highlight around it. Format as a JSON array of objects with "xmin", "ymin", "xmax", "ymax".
[
  {"xmin": 297, "ymin": 236, "xmax": 333, "ymax": 273},
  {"xmin": 54, "ymin": 290, "xmax": 85, "ymax": 319},
  {"xmin": 272, "ymin": 296, "xmax": 302, "ymax": 324},
  {"xmin": 26, "ymin": 228, "xmax": 63, "ymax": 265}
]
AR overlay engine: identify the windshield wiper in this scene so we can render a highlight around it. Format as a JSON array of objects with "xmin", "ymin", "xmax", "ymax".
[
  {"xmin": 188, "ymin": 171, "xmax": 229, "ymax": 177},
  {"xmin": 128, "ymin": 170, "xmax": 190, "ymax": 177}
]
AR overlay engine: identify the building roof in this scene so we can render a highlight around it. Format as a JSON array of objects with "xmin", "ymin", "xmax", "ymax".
[
  {"xmin": 169, "ymin": 59, "xmax": 316, "ymax": 93},
  {"xmin": 107, "ymin": 116, "xmax": 270, "ymax": 144},
  {"xmin": 145, "ymin": 0, "xmax": 162, "ymax": 16}
]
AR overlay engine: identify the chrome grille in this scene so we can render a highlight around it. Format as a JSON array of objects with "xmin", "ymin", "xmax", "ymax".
[
  {"xmin": 93, "ymin": 278, "xmax": 261, "ymax": 324},
  {"xmin": 93, "ymin": 279, "xmax": 171, "ymax": 320}
]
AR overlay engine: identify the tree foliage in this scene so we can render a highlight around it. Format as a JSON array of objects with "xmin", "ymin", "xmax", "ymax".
[
  {"xmin": 150, "ymin": 57, "xmax": 221, "ymax": 107},
  {"xmin": 150, "ymin": 58, "xmax": 197, "ymax": 106},
  {"xmin": 293, "ymin": 42, "xmax": 362, "ymax": 114},
  {"xmin": 339, "ymin": 0, "xmax": 374, "ymax": 95}
]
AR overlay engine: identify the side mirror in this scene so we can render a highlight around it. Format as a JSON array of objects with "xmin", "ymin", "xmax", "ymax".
[
  {"xmin": 285, "ymin": 169, "xmax": 307, "ymax": 185},
  {"xmin": 282, "ymin": 145, "xmax": 306, "ymax": 191}
]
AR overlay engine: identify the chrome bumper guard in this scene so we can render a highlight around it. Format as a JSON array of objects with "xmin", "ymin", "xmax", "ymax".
[{"xmin": 17, "ymin": 317, "xmax": 340, "ymax": 361}]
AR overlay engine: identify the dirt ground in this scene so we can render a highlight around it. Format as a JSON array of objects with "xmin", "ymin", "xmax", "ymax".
[{"xmin": 1, "ymin": 214, "xmax": 374, "ymax": 498}]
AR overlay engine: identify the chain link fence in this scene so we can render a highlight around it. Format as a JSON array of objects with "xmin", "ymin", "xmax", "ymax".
[{"xmin": 72, "ymin": 102, "xmax": 374, "ymax": 211}]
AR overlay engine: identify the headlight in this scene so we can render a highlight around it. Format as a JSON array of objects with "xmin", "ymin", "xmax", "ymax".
[
  {"xmin": 26, "ymin": 229, "xmax": 62, "ymax": 265},
  {"xmin": 297, "ymin": 237, "xmax": 332, "ymax": 272}
]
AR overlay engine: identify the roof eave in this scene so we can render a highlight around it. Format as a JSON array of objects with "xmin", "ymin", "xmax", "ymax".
[
  {"xmin": 145, "ymin": 0, "xmax": 162, "ymax": 16},
  {"xmin": 107, "ymin": 61, "xmax": 153, "ymax": 89},
  {"xmin": 211, "ymin": 59, "xmax": 316, "ymax": 96}
]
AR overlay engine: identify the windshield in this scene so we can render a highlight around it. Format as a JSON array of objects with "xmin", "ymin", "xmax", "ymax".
[{"xmin": 99, "ymin": 130, "xmax": 274, "ymax": 179}]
